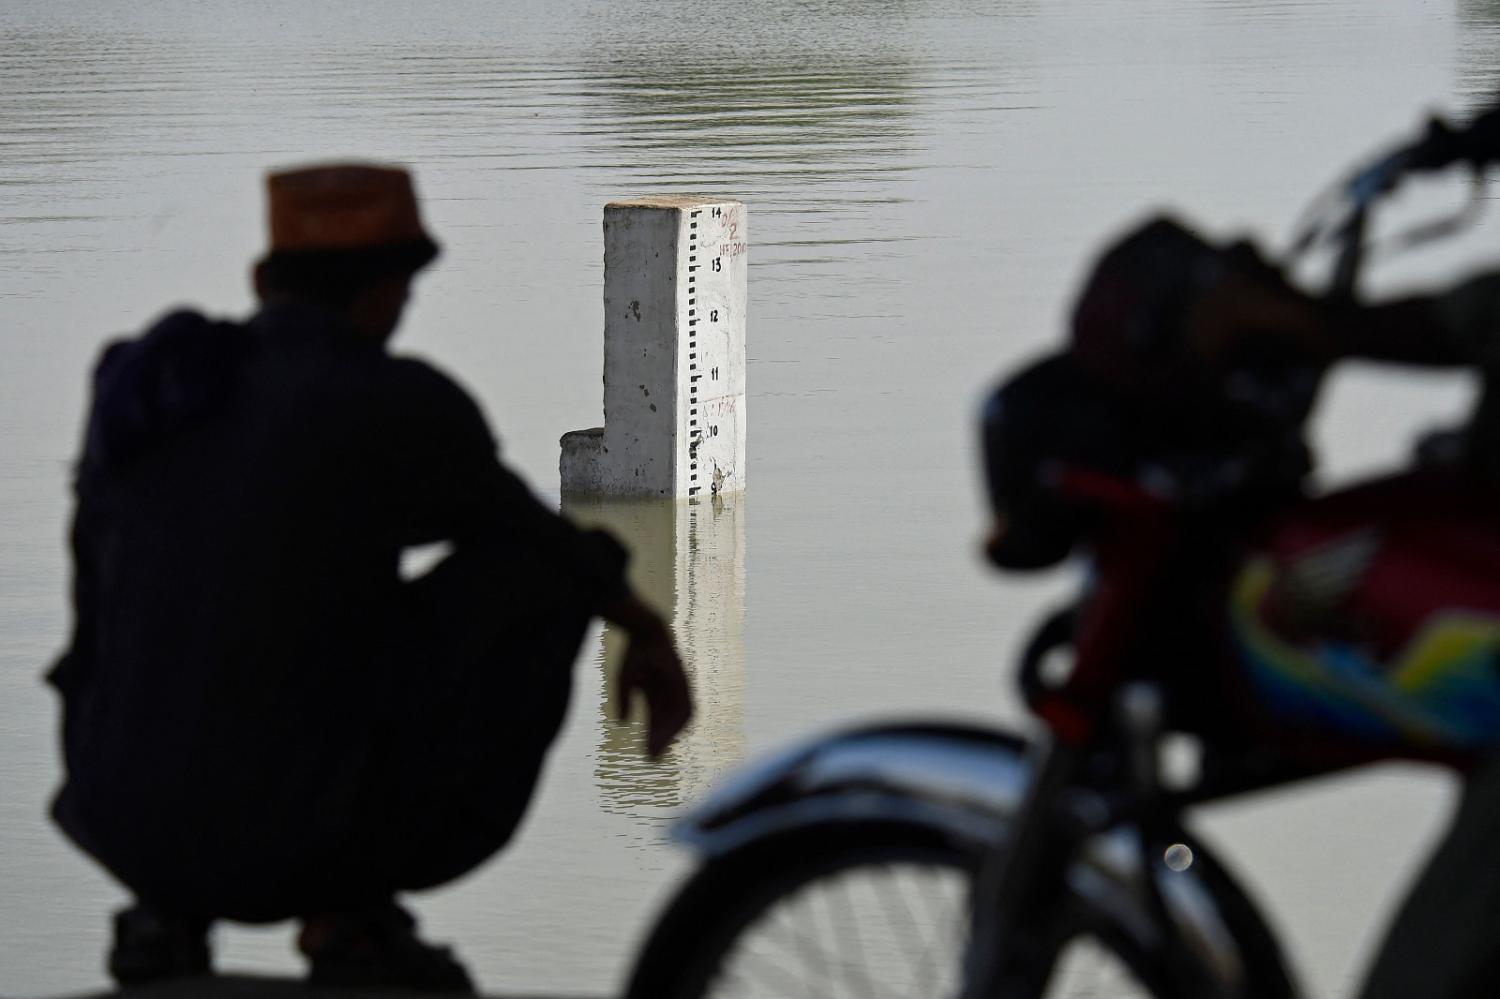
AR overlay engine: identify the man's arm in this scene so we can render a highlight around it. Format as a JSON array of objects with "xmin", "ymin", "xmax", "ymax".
[
  {"xmin": 597, "ymin": 590, "xmax": 692, "ymax": 758},
  {"xmin": 384, "ymin": 360, "xmax": 693, "ymax": 756},
  {"xmin": 1186, "ymin": 262, "xmax": 1500, "ymax": 369}
]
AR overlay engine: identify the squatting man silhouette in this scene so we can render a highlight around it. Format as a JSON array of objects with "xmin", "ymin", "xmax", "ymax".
[{"xmin": 50, "ymin": 164, "xmax": 694, "ymax": 992}]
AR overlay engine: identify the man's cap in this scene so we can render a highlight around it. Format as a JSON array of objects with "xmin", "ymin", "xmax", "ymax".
[{"xmin": 264, "ymin": 163, "xmax": 439, "ymax": 269}]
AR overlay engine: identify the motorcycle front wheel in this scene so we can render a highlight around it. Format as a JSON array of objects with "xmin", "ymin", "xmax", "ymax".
[{"xmin": 624, "ymin": 820, "xmax": 1180, "ymax": 999}]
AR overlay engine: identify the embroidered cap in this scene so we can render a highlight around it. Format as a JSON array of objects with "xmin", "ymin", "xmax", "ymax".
[{"xmin": 264, "ymin": 163, "xmax": 439, "ymax": 268}]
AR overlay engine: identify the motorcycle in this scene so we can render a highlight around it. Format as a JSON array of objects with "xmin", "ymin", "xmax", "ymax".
[{"xmin": 624, "ymin": 106, "xmax": 1500, "ymax": 999}]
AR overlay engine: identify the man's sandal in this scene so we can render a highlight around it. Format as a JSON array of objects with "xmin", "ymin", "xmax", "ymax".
[
  {"xmin": 108, "ymin": 904, "xmax": 212, "ymax": 985},
  {"xmin": 299, "ymin": 902, "xmax": 474, "ymax": 993}
]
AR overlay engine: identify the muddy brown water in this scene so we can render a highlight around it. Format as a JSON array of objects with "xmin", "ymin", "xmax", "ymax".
[{"xmin": 4, "ymin": 1, "xmax": 1500, "ymax": 995}]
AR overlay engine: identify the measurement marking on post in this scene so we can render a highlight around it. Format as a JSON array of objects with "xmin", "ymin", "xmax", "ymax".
[{"xmin": 688, "ymin": 209, "xmax": 701, "ymax": 496}]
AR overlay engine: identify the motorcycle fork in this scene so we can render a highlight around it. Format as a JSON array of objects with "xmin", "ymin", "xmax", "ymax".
[
  {"xmin": 962, "ymin": 683, "xmax": 1171, "ymax": 999},
  {"xmin": 961, "ymin": 737, "xmax": 1090, "ymax": 999}
]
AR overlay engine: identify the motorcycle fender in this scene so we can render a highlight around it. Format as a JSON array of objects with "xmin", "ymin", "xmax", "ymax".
[{"xmin": 674, "ymin": 720, "xmax": 1031, "ymax": 856}]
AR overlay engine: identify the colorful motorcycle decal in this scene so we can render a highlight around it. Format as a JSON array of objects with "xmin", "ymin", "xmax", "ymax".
[{"xmin": 1230, "ymin": 557, "xmax": 1500, "ymax": 748}]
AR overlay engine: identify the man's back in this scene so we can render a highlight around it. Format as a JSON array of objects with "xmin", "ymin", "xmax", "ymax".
[{"xmin": 53, "ymin": 302, "xmax": 491, "ymax": 913}]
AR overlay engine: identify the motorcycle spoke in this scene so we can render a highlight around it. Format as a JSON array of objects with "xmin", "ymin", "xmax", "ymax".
[
  {"xmin": 871, "ymin": 865, "xmax": 929, "ymax": 968},
  {"xmin": 802, "ymin": 891, "xmax": 902, "ymax": 999},
  {"xmin": 754, "ymin": 891, "xmax": 876, "ymax": 999},
  {"xmin": 1049, "ymin": 937, "xmax": 1152, "ymax": 997},
  {"xmin": 872, "ymin": 862, "xmax": 964, "ymax": 986},
  {"xmin": 708, "ymin": 859, "xmax": 965, "ymax": 999},
  {"xmin": 826, "ymin": 872, "xmax": 870, "ymax": 997},
  {"xmin": 907, "ymin": 871, "xmax": 970, "ymax": 993},
  {"xmin": 718, "ymin": 947, "xmax": 828, "ymax": 998},
  {"xmin": 789, "ymin": 889, "xmax": 833, "ymax": 997}
]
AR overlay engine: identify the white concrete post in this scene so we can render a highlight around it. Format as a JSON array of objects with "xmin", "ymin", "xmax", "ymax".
[{"xmin": 561, "ymin": 197, "xmax": 747, "ymax": 499}]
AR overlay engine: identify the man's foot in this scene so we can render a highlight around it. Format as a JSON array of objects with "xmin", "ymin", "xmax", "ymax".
[
  {"xmin": 108, "ymin": 904, "xmax": 212, "ymax": 985},
  {"xmin": 299, "ymin": 902, "xmax": 475, "ymax": 993}
]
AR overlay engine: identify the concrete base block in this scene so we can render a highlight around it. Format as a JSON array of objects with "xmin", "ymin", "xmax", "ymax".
[{"xmin": 559, "ymin": 427, "xmax": 607, "ymax": 495}]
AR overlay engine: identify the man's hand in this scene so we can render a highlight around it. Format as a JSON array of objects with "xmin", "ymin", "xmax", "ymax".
[
  {"xmin": 616, "ymin": 625, "xmax": 693, "ymax": 758},
  {"xmin": 600, "ymin": 590, "xmax": 693, "ymax": 758},
  {"xmin": 1183, "ymin": 245, "xmax": 1334, "ymax": 366}
]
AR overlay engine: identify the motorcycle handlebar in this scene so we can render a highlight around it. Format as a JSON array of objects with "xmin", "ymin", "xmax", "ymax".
[
  {"xmin": 1349, "ymin": 105, "xmax": 1500, "ymax": 204},
  {"xmin": 1407, "ymin": 105, "xmax": 1500, "ymax": 172},
  {"xmin": 1305, "ymin": 102, "xmax": 1499, "ymax": 298}
]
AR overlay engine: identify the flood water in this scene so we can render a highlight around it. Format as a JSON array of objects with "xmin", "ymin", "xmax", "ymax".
[{"xmin": 4, "ymin": 0, "xmax": 1500, "ymax": 995}]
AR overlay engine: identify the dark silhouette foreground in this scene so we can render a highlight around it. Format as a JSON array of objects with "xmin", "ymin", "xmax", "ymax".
[
  {"xmin": 66, "ymin": 974, "xmax": 594, "ymax": 999},
  {"xmin": 51, "ymin": 164, "xmax": 691, "ymax": 993},
  {"xmin": 1102, "ymin": 107, "xmax": 1500, "ymax": 999}
]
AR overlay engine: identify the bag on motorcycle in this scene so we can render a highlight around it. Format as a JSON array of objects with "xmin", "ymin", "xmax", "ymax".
[
  {"xmin": 982, "ymin": 217, "xmax": 1317, "ymax": 570},
  {"xmin": 981, "ymin": 354, "xmax": 1138, "ymax": 569}
]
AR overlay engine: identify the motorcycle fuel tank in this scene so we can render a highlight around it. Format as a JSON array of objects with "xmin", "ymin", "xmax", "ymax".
[{"xmin": 1231, "ymin": 468, "xmax": 1500, "ymax": 752}]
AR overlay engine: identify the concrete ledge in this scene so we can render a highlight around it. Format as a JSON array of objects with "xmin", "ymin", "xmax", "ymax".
[
  {"xmin": 60, "ymin": 974, "xmax": 597, "ymax": 999},
  {"xmin": 559, "ymin": 426, "xmax": 607, "ymax": 496}
]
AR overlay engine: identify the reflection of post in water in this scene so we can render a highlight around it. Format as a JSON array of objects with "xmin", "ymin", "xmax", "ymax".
[{"xmin": 564, "ymin": 494, "xmax": 747, "ymax": 813}]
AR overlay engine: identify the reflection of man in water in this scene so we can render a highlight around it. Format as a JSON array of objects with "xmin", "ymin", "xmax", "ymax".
[{"xmin": 49, "ymin": 164, "xmax": 692, "ymax": 992}]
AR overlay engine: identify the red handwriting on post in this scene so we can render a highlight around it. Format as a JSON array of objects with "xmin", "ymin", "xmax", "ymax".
[
  {"xmin": 703, "ymin": 396, "xmax": 738, "ymax": 418},
  {"xmin": 719, "ymin": 207, "xmax": 741, "ymax": 239}
]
